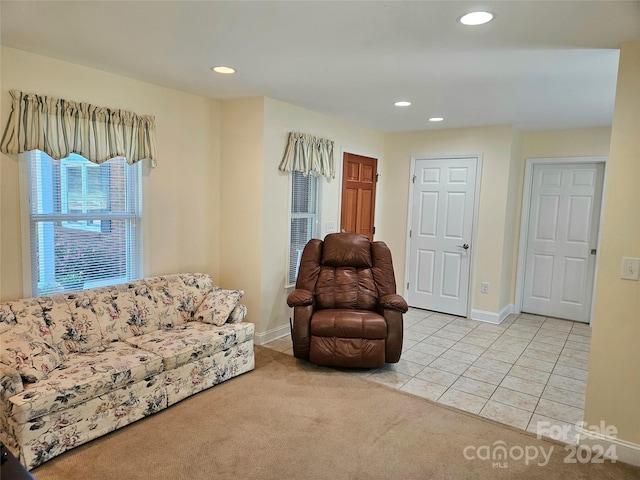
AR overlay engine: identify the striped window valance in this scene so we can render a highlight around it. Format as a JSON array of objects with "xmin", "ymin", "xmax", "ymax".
[
  {"xmin": 0, "ymin": 90, "xmax": 157, "ymax": 167},
  {"xmin": 278, "ymin": 131, "xmax": 334, "ymax": 179}
]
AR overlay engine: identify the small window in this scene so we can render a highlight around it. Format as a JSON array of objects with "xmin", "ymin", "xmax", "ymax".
[
  {"xmin": 288, "ymin": 171, "xmax": 319, "ymax": 287},
  {"xmin": 21, "ymin": 150, "xmax": 142, "ymax": 295}
]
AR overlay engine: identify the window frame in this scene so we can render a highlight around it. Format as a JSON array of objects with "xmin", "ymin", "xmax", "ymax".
[
  {"xmin": 286, "ymin": 170, "xmax": 321, "ymax": 288},
  {"xmin": 19, "ymin": 150, "xmax": 143, "ymax": 296}
]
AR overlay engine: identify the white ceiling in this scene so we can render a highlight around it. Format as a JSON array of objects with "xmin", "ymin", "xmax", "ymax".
[{"xmin": 1, "ymin": 1, "xmax": 639, "ymax": 132}]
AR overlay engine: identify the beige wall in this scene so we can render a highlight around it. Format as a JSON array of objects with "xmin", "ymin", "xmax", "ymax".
[
  {"xmin": 219, "ymin": 97, "xmax": 265, "ymax": 327},
  {"xmin": 521, "ymin": 128, "xmax": 611, "ymax": 159},
  {"xmin": 0, "ymin": 47, "xmax": 222, "ymax": 300},
  {"xmin": 259, "ymin": 97, "xmax": 384, "ymax": 338},
  {"xmin": 381, "ymin": 126, "xmax": 518, "ymax": 315},
  {"xmin": 584, "ymin": 41, "xmax": 640, "ymax": 445}
]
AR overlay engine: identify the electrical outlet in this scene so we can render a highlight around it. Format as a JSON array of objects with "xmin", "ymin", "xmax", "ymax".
[
  {"xmin": 621, "ymin": 257, "xmax": 640, "ymax": 281},
  {"xmin": 481, "ymin": 282, "xmax": 490, "ymax": 294}
]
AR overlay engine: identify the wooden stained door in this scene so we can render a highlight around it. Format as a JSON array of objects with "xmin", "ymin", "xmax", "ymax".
[{"xmin": 340, "ymin": 153, "xmax": 377, "ymax": 241}]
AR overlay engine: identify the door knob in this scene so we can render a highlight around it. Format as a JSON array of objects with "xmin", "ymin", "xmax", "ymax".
[{"xmin": 457, "ymin": 243, "xmax": 470, "ymax": 250}]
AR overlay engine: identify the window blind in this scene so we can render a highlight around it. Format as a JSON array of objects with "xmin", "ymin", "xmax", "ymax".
[{"xmin": 288, "ymin": 171, "xmax": 318, "ymax": 286}]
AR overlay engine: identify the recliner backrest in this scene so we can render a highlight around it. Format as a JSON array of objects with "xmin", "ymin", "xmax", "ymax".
[
  {"xmin": 316, "ymin": 233, "xmax": 376, "ymax": 310},
  {"xmin": 295, "ymin": 233, "xmax": 399, "ymax": 311}
]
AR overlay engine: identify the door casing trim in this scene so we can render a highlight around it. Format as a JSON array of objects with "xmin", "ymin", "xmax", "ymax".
[
  {"xmin": 404, "ymin": 154, "xmax": 483, "ymax": 318},
  {"xmin": 514, "ymin": 156, "xmax": 608, "ymax": 325}
]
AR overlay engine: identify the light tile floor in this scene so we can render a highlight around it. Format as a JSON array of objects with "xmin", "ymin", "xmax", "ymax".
[{"xmin": 263, "ymin": 308, "xmax": 591, "ymax": 444}]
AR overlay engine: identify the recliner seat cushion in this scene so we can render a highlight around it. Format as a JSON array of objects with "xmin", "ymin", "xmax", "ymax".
[
  {"xmin": 308, "ymin": 309, "xmax": 387, "ymax": 368},
  {"xmin": 310, "ymin": 309, "xmax": 386, "ymax": 339}
]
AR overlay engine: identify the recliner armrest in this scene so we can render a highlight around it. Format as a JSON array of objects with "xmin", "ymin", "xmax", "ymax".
[
  {"xmin": 379, "ymin": 294, "xmax": 408, "ymax": 313},
  {"xmin": 287, "ymin": 289, "xmax": 314, "ymax": 307}
]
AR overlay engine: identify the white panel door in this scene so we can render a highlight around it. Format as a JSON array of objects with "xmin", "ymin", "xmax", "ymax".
[
  {"xmin": 407, "ymin": 158, "xmax": 477, "ymax": 316},
  {"xmin": 522, "ymin": 163, "xmax": 604, "ymax": 322}
]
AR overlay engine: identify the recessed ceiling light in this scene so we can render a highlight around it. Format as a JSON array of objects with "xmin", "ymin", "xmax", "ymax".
[
  {"xmin": 212, "ymin": 66, "xmax": 236, "ymax": 74},
  {"xmin": 459, "ymin": 11, "xmax": 494, "ymax": 26},
  {"xmin": 429, "ymin": 117, "xmax": 444, "ymax": 122},
  {"xmin": 394, "ymin": 101, "xmax": 412, "ymax": 107}
]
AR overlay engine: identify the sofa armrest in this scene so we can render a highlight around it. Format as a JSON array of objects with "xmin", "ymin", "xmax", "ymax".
[
  {"xmin": 379, "ymin": 294, "xmax": 408, "ymax": 313},
  {"xmin": 287, "ymin": 289, "xmax": 314, "ymax": 307},
  {"xmin": 227, "ymin": 304, "xmax": 248, "ymax": 324},
  {"xmin": 0, "ymin": 362, "xmax": 24, "ymax": 399}
]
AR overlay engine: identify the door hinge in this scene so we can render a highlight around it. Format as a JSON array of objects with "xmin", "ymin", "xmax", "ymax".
[
  {"xmin": 407, "ymin": 282, "xmax": 409, "ymax": 289},
  {"xmin": 412, "ymin": 175, "xmax": 416, "ymax": 183},
  {"xmin": 373, "ymin": 226, "xmax": 376, "ymax": 234},
  {"xmin": 376, "ymin": 173, "xmax": 380, "ymax": 182},
  {"xmin": 409, "ymin": 229, "xmax": 412, "ymax": 237}
]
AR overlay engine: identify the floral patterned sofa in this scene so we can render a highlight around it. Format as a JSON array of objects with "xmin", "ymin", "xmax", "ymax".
[{"xmin": 0, "ymin": 273, "xmax": 254, "ymax": 469}]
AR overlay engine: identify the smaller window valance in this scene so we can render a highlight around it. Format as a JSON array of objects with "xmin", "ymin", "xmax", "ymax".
[
  {"xmin": 278, "ymin": 131, "xmax": 334, "ymax": 179},
  {"xmin": 0, "ymin": 90, "xmax": 157, "ymax": 167}
]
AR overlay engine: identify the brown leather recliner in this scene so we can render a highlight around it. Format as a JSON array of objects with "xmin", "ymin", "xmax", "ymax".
[{"xmin": 287, "ymin": 232, "xmax": 408, "ymax": 368}]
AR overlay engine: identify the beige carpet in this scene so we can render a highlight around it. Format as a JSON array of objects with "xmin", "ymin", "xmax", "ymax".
[{"xmin": 32, "ymin": 346, "xmax": 638, "ymax": 480}]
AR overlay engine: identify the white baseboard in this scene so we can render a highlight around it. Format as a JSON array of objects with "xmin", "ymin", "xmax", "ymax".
[
  {"xmin": 254, "ymin": 323, "xmax": 291, "ymax": 345},
  {"xmin": 576, "ymin": 425, "xmax": 640, "ymax": 466},
  {"xmin": 470, "ymin": 304, "xmax": 514, "ymax": 324}
]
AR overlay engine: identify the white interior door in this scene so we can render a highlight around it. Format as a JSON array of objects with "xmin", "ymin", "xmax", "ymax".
[
  {"xmin": 407, "ymin": 158, "xmax": 477, "ymax": 317},
  {"xmin": 522, "ymin": 163, "xmax": 604, "ymax": 323}
]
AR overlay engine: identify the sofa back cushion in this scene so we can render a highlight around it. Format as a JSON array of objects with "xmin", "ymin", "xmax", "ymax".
[
  {"xmin": 89, "ymin": 283, "xmax": 160, "ymax": 342},
  {"xmin": 145, "ymin": 276, "xmax": 181, "ymax": 329},
  {"xmin": 39, "ymin": 293, "xmax": 103, "ymax": 355}
]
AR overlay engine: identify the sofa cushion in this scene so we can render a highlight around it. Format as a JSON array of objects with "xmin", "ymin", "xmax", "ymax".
[
  {"xmin": 7, "ymin": 342, "xmax": 165, "ymax": 423},
  {"xmin": 0, "ymin": 323, "xmax": 66, "ymax": 383},
  {"xmin": 194, "ymin": 288, "xmax": 244, "ymax": 326},
  {"xmin": 124, "ymin": 321, "xmax": 255, "ymax": 371},
  {"xmin": 38, "ymin": 294, "xmax": 104, "ymax": 355}
]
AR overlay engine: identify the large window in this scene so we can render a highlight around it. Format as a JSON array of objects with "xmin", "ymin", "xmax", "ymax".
[
  {"xmin": 22, "ymin": 150, "xmax": 142, "ymax": 295},
  {"xmin": 288, "ymin": 171, "xmax": 319, "ymax": 287}
]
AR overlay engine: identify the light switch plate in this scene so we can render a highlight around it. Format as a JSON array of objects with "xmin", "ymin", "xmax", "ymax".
[
  {"xmin": 326, "ymin": 221, "xmax": 336, "ymax": 233},
  {"xmin": 621, "ymin": 257, "xmax": 640, "ymax": 281}
]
